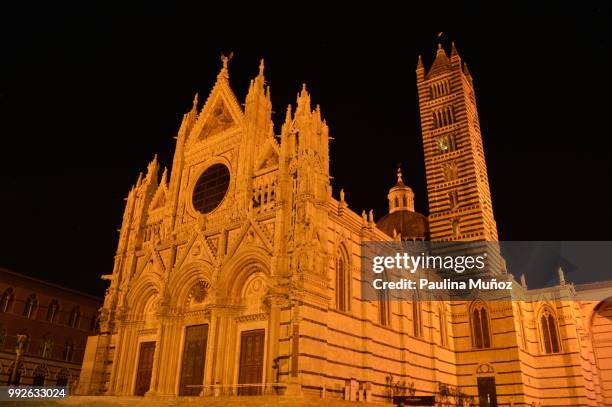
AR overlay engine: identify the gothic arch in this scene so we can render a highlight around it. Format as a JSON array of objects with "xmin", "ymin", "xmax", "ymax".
[
  {"xmin": 168, "ymin": 259, "xmax": 214, "ymax": 306},
  {"xmin": 334, "ymin": 242, "xmax": 351, "ymax": 312},
  {"xmin": 470, "ymin": 300, "xmax": 492, "ymax": 349},
  {"xmin": 126, "ymin": 272, "xmax": 163, "ymax": 317},
  {"xmin": 218, "ymin": 246, "xmax": 271, "ymax": 299},
  {"xmin": 537, "ymin": 305, "xmax": 561, "ymax": 354}
]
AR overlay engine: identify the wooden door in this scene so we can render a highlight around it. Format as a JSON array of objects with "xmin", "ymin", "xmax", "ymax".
[
  {"xmin": 179, "ymin": 324, "xmax": 209, "ymax": 396},
  {"xmin": 477, "ymin": 377, "xmax": 498, "ymax": 407},
  {"xmin": 134, "ymin": 341, "xmax": 155, "ymax": 396},
  {"xmin": 238, "ymin": 329, "xmax": 265, "ymax": 395}
]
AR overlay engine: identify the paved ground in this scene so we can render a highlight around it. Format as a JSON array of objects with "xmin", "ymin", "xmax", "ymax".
[{"xmin": 25, "ymin": 395, "xmax": 391, "ymax": 407}]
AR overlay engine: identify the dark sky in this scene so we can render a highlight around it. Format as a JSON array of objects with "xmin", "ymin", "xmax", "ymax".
[{"xmin": 1, "ymin": 4, "xmax": 610, "ymax": 296}]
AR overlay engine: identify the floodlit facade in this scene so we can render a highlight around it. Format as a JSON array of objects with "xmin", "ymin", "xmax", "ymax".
[{"xmin": 78, "ymin": 45, "xmax": 612, "ymax": 406}]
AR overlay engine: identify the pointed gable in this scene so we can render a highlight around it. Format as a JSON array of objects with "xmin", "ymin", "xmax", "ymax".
[{"xmin": 187, "ymin": 56, "xmax": 244, "ymax": 148}]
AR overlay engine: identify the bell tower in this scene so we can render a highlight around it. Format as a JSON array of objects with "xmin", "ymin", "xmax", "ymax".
[{"xmin": 416, "ymin": 42, "xmax": 498, "ymax": 242}]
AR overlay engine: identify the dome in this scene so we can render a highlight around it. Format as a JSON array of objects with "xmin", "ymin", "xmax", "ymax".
[
  {"xmin": 377, "ymin": 210, "xmax": 429, "ymax": 240},
  {"xmin": 377, "ymin": 166, "xmax": 429, "ymax": 240}
]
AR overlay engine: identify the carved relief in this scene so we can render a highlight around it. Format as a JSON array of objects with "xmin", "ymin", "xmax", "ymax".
[
  {"xmin": 442, "ymin": 161, "xmax": 458, "ymax": 181},
  {"xmin": 199, "ymin": 100, "xmax": 234, "ymax": 140}
]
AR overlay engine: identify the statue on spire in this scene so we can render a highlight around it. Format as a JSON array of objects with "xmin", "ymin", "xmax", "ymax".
[
  {"xmin": 217, "ymin": 52, "xmax": 233, "ymax": 80},
  {"xmin": 220, "ymin": 52, "xmax": 233, "ymax": 69}
]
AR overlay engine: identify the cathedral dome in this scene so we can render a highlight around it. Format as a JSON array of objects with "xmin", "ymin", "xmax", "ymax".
[
  {"xmin": 377, "ymin": 210, "xmax": 429, "ymax": 240},
  {"xmin": 377, "ymin": 168, "xmax": 429, "ymax": 240}
]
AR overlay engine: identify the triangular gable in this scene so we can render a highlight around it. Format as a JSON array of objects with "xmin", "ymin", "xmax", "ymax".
[
  {"xmin": 254, "ymin": 139, "xmax": 280, "ymax": 173},
  {"xmin": 224, "ymin": 218, "xmax": 273, "ymax": 261},
  {"xmin": 149, "ymin": 184, "xmax": 167, "ymax": 211},
  {"xmin": 174, "ymin": 227, "xmax": 217, "ymax": 271},
  {"xmin": 187, "ymin": 77, "xmax": 244, "ymax": 148}
]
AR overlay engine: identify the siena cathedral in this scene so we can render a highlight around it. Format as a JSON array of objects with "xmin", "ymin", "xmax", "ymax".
[{"xmin": 77, "ymin": 43, "xmax": 612, "ymax": 406}]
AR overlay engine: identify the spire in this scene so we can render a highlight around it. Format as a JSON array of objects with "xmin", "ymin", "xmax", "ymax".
[
  {"xmin": 450, "ymin": 41, "xmax": 458, "ymax": 57},
  {"xmin": 427, "ymin": 42, "xmax": 451, "ymax": 78},
  {"xmin": 416, "ymin": 55, "xmax": 425, "ymax": 81},
  {"xmin": 160, "ymin": 167, "xmax": 168, "ymax": 186},
  {"xmin": 285, "ymin": 104, "xmax": 292, "ymax": 123},
  {"xmin": 296, "ymin": 83, "xmax": 311, "ymax": 114},
  {"xmin": 258, "ymin": 58, "xmax": 265, "ymax": 77},
  {"xmin": 191, "ymin": 93, "xmax": 199, "ymax": 112},
  {"xmin": 558, "ymin": 267, "xmax": 566, "ymax": 285}
]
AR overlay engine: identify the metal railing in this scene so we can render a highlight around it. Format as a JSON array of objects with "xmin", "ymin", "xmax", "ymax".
[{"xmin": 183, "ymin": 383, "xmax": 287, "ymax": 397}]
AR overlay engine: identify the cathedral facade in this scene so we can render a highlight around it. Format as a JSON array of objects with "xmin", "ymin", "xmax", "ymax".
[{"xmin": 78, "ymin": 45, "xmax": 612, "ymax": 406}]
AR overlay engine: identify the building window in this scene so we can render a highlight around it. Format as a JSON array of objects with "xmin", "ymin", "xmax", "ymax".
[
  {"xmin": 378, "ymin": 289, "xmax": 390, "ymax": 326},
  {"xmin": 39, "ymin": 334, "xmax": 53, "ymax": 358},
  {"xmin": 430, "ymin": 80, "xmax": 450, "ymax": 99},
  {"xmin": 1, "ymin": 288, "xmax": 14, "ymax": 313},
  {"xmin": 63, "ymin": 341, "xmax": 74, "ymax": 362},
  {"xmin": 336, "ymin": 246, "xmax": 350, "ymax": 312},
  {"xmin": 69, "ymin": 307, "xmax": 81, "ymax": 328},
  {"xmin": 540, "ymin": 308, "xmax": 561, "ymax": 354},
  {"xmin": 413, "ymin": 294, "xmax": 422, "ymax": 337},
  {"xmin": 432, "ymin": 105, "xmax": 455, "ymax": 129},
  {"xmin": 439, "ymin": 306, "xmax": 448, "ymax": 347},
  {"xmin": 23, "ymin": 294, "xmax": 38, "ymax": 319},
  {"xmin": 46, "ymin": 300, "xmax": 60, "ymax": 323},
  {"xmin": 472, "ymin": 303, "xmax": 491, "ymax": 349},
  {"xmin": 192, "ymin": 163, "xmax": 231, "ymax": 214}
]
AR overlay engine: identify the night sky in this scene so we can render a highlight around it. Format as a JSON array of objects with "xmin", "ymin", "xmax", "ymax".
[{"xmin": 1, "ymin": 4, "xmax": 610, "ymax": 296}]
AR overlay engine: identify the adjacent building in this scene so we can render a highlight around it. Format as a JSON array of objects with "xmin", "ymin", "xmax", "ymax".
[{"xmin": 0, "ymin": 268, "xmax": 101, "ymax": 387}]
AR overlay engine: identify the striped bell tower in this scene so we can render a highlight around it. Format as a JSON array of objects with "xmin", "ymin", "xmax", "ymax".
[{"xmin": 416, "ymin": 41, "xmax": 499, "ymax": 243}]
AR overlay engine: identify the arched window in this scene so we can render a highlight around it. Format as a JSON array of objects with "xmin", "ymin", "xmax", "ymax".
[
  {"xmin": 540, "ymin": 308, "xmax": 561, "ymax": 354},
  {"xmin": 69, "ymin": 307, "xmax": 80, "ymax": 328},
  {"xmin": 63, "ymin": 341, "xmax": 74, "ymax": 362},
  {"xmin": 1, "ymin": 288, "xmax": 14, "ymax": 313},
  {"xmin": 439, "ymin": 306, "xmax": 448, "ymax": 347},
  {"xmin": 23, "ymin": 294, "xmax": 38, "ymax": 319},
  {"xmin": 46, "ymin": 300, "xmax": 60, "ymax": 323},
  {"xmin": 378, "ymin": 289, "xmax": 390, "ymax": 326},
  {"xmin": 39, "ymin": 334, "xmax": 53, "ymax": 358},
  {"xmin": 336, "ymin": 247, "xmax": 350, "ymax": 312},
  {"xmin": 472, "ymin": 303, "xmax": 491, "ymax": 349}
]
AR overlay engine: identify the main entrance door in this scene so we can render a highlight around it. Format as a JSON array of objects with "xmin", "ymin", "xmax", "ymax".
[
  {"xmin": 477, "ymin": 377, "xmax": 498, "ymax": 407},
  {"xmin": 179, "ymin": 324, "xmax": 209, "ymax": 396},
  {"xmin": 238, "ymin": 329, "xmax": 265, "ymax": 395},
  {"xmin": 134, "ymin": 341, "xmax": 156, "ymax": 396}
]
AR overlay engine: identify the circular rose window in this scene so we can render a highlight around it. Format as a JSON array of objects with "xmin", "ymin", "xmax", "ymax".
[{"xmin": 192, "ymin": 163, "xmax": 230, "ymax": 214}]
